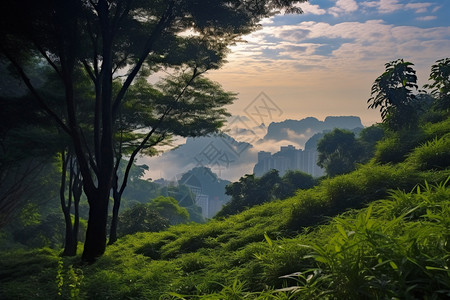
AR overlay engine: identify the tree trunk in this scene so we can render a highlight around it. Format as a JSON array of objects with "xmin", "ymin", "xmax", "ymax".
[
  {"xmin": 70, "ymin": 172, "xmax": 82, "ymax": 255},
  {"xmin": 108, "ymin": 189, "xmax": 120, "ymax": 245},
  {"xmin": 62, "ymin": 210, "xmax": 76, "ymax": 256},
  {"xmin": 82, "ymin": 190, "xmax": 109, "ymax": 262}
]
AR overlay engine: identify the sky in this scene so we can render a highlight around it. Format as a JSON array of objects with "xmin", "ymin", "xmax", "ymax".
[
  {"xmin": 208, "ymin": 0, "xmax": 450, "ymax": 127},
  {"xmin": 141, "ymin": 0, "xmax": 450, "ymax": 181}
]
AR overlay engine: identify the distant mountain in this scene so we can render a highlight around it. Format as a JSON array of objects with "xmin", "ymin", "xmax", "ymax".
[
  {"xmin": 140, "ymin": 133, "xmax": 256, "ymax": 182},
  {"xmin": 140, "ymin": 116, "xmax": 364, "ymax": 182},
  {"xmin": 262, "ymin": 116, "xmax": 363, "ymax": 148}
]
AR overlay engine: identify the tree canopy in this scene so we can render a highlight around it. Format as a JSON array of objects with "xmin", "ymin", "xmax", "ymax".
[
  {"xmin": 317, "ymin": 128, "xmax": 363, "ymax": 177},
  {"xmin": 0, "ymin": 0, "xmax": 306, "ymax": 261},
  {"xmin": 368, "ymin": 59, "xmax": 419, "ymax": 130}
]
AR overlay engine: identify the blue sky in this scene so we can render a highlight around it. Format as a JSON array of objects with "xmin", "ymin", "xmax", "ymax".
[{"xmin": 209, "ymin": 0, "xmax": 450, "ymax": 126}]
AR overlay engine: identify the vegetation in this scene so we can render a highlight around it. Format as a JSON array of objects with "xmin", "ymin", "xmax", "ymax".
[
  {"xmin": 216, "ymin": 169, "xmax": 316, "ymax": 218},
  {"xmin": 368, "ymin": 59, "xmax": 419, "ymax": 130},
  {"xmin": 0, "ymin": 2, "xmax": 449, "ymax": 296},
  {"xmin": 0, "ymin": 0, "xmax": 305, "ymax": 262},
  {"xmin": 1, "ymin": 109, "xmax": 449, "ymax": 298}
]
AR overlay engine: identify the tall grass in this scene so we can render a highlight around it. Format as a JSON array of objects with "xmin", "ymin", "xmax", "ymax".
[{"xmin": 278, "ymin": 180, "xmax": 450, "ymax": 299}]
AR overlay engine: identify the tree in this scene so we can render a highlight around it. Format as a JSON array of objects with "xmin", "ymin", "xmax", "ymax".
[
  {"xmin": 357, "ymin": 124, "xmax": 385, "ymax": 163},
  {"xmin": 275, "ymin": 170, "xmax": 316, "ymax": 199},
  {"xmin": 148, "ymin": 196, "xmax": 189, "ymax": 225},
  {"xmin": 0, "ymin": 0, "xmax": 305, "ymax": 262},
  {"xmin": 0, "ymin": 67, "xmax": 61, "ymax": 229},
  {"xmin": 317, "ymin": 129, "xmax": 362, "ymax": 177},
  {"xmin": 117, "ymin": 203, "xmax": 169, "ymax": 237},
  {"xmin": 368, "ymin": 59, "xmax": 419, "ymax": 130},
  {"xmin": 217, "ymin": 169, "xmax": 282, "ymax": 218},
  {"xmin": 59, "ymin": 150, "xmax": 83, "ymax": 256},
  {"xmin": 108, "ymin": 74, "xmax": 235, "ymax": 244},
  {"xmin": 424, "ymin": 58, "xmax": 450, "ymax": 111}
]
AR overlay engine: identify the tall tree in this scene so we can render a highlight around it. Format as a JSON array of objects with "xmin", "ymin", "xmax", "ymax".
[
  {"xmin": 368, "ymin": 59, "xmax": 419, "ymax": 130},
  {"xmin": 59, "ymin": 150, "xmax": 83, "ymax": 256},
  {"xmin": 0, "ymin": 0, "xmax": 305, "ymax": 262},
  {"xmin": 109, "ymin": 73, "xmax": 235, "ymax": 244},
  {"xmin": 424, "ymin": 58, "xmax": 450, "ymax": 111}
]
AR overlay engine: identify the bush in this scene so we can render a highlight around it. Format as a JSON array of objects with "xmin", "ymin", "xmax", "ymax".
[
  {"xmin": 406, "ymin": 135, "xmax": 450, "ymax": 170},
  {"xmin": 373, "ymin": 129, "xmax": 426, "ymax": 164}
]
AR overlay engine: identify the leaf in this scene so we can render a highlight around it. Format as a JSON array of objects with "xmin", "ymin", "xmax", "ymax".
[
  {"xmin": 425, "ymin": 266, "xmax": 449, "ymax": 271},
  {"xmin": 389, "ymin": 261, "xmax": 398, "ymax": 270},
  {"xmin": 336, "ymin": 224, "xmax": 347, "ymax": 239},
  {"xmin": 264, "ymin": 232, "xmax": 273, "ymax": 247},
  {"xmin": 365, "ymin": 204, "xmax": 373, "ymax": 222}
]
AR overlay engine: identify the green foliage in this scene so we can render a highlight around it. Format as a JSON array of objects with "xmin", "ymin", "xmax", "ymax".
[
  {"xmin": 117, "ymin": 203, "xmax": 170, "ymax": 237},
  {"xmin": 149, "ymin": 196, "xmax": 190, "ymax": 225},
  {"xmin": 368, "ymin": 58, "xmax": 419, "ymax": 130},
  {"xmin": 217, "ymin": 169, "xmax": 316, "ymax": 218},
  {"xmin": 56, "ymin": 258, "xmax": 84, "ymax": 299},
  {"xmin": 406, "ymin": 135, "xmax": 450, "ymax": 171},
  {"xmin": 424, "ymin": 58, "xmax": 450, "ymax": 111},
  {"xmin": 1, "ymin": 115, "xmax": 449, "ymax": 299},
  {"xmin": 357, "ymin": 124, "xmax": 385, "ymax": 163},
  {"xmin": 373, "ymin": 128, "xmax": 426, "ymax": 164},
  {"xmin": 317, "ymin": 128, "xmax": 363, "ymax": 177},
  {"xmin": 280, "ymin": 181, "xmax": 450, "ymax": 299}
]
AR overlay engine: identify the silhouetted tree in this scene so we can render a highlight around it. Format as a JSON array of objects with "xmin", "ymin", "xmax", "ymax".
[
  {"xmin": 0, "ymin": 0, "xmax": 305, "ymax": 261},
  {"xmin": 109, "ymin": 75, "xmax": 235, "ymax": 244}
]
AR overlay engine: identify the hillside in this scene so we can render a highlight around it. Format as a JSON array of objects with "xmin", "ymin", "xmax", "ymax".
[{"xmin": 1, "ymin": 117, "xmax": 449, "ymax": 299}]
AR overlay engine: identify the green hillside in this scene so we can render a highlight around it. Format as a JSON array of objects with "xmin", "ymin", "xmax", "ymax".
[{"xmin": 1, "ymin": 118, "xmax": 449, "ymax": 299}]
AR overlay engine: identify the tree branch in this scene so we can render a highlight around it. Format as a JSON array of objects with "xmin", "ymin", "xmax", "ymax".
[
  {"xmin": 112, "ymin": 0, "xmax": 176, "ymax": 118},
  {"xmin": 0, "ymin": 46, "xmax": 72, "ymax": 135}
]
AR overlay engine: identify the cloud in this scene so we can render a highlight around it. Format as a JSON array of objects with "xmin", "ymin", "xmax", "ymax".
[
  {"xmin": 361, "ymin": 0, "xmax": 437, "ymax": 14},
  {"xmin": 222, "ymin": 19, "xmax": 450, "ymax": 77},
  {"xmin": 405, "ymin": 2, "xmax": 433, "ymax": 14},
  {"xmin": 416, "ymin": 15, "xmax": 437, "ymax": 21},
  {"xmin": 295, "ymin": 2, "xmax": 326, "ymax": 15},
  {"xmin": 361, "ymin": 0, "xmax": 403, "ymax": 13},
  {"xmin": 329, "ymin": 0, "xmax": 359, "ymax": 17}
]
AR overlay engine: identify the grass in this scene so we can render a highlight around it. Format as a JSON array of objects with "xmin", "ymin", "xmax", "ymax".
[{"xmin": 1, "ymin": 118, "xmax": 450, "ymax": 299}]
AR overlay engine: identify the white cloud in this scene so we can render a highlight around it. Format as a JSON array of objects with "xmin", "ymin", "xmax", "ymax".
[
  {"xmin": 432, "ymin": 5, "xmax": 441, "ymax": 13},
  {"xmin": 405, "ymin": 2, "xmax": 433, "ymax": 14},
  {"xmin": 416, "ymin": 15, "xmax": 437, "ymax": 21},
  {"xmin": 361, "ymin": 0, "xmax": 403, "ymax": 13},
  {"xmin": 295, "ymin": 2, "xmax": 326, "ymax": 15},
  {"xmin": 329, "ymin": 0, "xmax": 359, "ymax": 17},
  {"xmin": 362, "ymin": 0, "xmax": 437, "ymax": 14}
]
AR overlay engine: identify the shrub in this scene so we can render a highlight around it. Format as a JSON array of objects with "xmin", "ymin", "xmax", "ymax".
[{"xmin": 406, "ymin": 134, "xmax": 450, "ymax": 170}]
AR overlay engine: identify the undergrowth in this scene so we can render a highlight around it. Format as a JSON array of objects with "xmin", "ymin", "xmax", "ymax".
[{"xmin": 1, "ymin": 117, "xmax": 450, "ymax": 299}]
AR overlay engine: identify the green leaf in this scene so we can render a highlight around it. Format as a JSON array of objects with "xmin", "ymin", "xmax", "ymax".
[
  {"xmin": 336, "ymin": 224, "xmax": 347, "ymax": 239},
  {"xmin": 389, "ymin": 261, "xmax": 398, "ymax": 270},
  {"xmin": 264, "ymin": 232, "xmax": 273, "ymax": 247}
]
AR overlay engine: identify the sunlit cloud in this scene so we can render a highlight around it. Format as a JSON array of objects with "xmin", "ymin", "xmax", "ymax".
[
  {"xmin": 329, "ymin": 0, "xmax": 359, "ymax": 17},
  {"xmin": 295, "ymin": 2, "xmax": 326, "ymax": 15}
]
